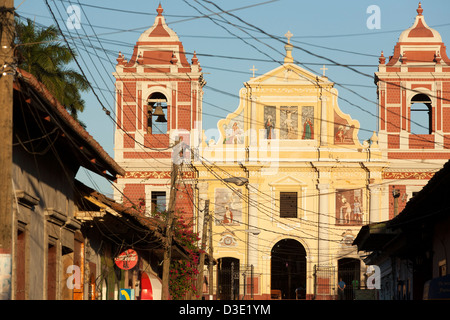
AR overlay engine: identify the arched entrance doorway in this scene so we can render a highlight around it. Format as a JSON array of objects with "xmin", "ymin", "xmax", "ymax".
[
  {"xmin": 217, "ymin": 257, "xmax": 240, "ymax": 300},
  {"xmin": 338, "ymin": 258, "xmax": 361, "ymax": 300},
  {"xmin": 271, "ymin": 239, "xmax": 307, "ymax": 299}
]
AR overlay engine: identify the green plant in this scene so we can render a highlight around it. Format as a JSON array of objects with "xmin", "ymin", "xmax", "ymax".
[{"xmin": 169, "ymin": 214, "xmax": 202, "ymax": 300}]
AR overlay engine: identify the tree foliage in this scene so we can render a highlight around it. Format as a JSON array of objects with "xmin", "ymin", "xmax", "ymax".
[{"xmin": 15, "ymin": 18, "xmax": 90, "ymax": 123}]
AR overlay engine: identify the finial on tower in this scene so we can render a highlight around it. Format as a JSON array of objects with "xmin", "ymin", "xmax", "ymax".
[
  {"xmin": 285, "ymin": 31, "xmax": 293, "ymax": 44},
  {"xmin": 417, "ymin": 2, "xmax": 423, "ymax": 16},
  {"xmin": 379, "ymin": 51, "xmax": 386, "ymax": 64},
  {"xmin": 192, "ymin": 51, "xmax": 199, "ymax": 65},
  {"xmin": 157, "ymin": 3, "xmax": 164, "ymax": 16},
  {"xmin": 284, "ymin": 31, "xmax": 294, "ymax": 63}
]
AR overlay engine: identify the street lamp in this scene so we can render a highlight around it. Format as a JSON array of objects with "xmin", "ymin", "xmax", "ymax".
[{"xmin": 223, "ymin": 177, "xmax": 248, "ymax": 186}]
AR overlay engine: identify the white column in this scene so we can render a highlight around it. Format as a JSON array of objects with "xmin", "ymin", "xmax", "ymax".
[
  {"xmin": 320, "ymin": 95, "xmax": 328, "ymax": 146},
  {"xmin": 247, "ymin": 183, "xmax": 259, "ymax": 268},
  {"xmin": 369, "ymin": 185, "xmax": 381, "ymax": 223},
  {"xmin": 317, "ymin": 183, "xmax": 329, "ymax": 266},
  {"xmin": 197, "ymin": 182, "xmax": 209, "ymax": 238}
]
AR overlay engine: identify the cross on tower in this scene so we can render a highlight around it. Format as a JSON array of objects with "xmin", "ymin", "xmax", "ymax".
[
  {"xmin": 320, "ymin": 65, "xmax": 328, "ymax": 77},
  {"xmin": 284, "ymin": 30, "xmax": 293, "ymax": 44},
  {"xmin": 250, "ymin": 65, "xmax": 258, "ymax": 78}
]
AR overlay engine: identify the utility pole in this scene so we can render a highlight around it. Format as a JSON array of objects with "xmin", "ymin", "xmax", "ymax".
[
  {"xmin": 0, "ymin": 0, "xmax": 14, "ymax": 301},
  {"xmin": 196, "ymin": 199, "xmax": 209, "ymax": 299},
  {"xmin": 161, "ymin": 139, "xmax": 181, "ymax": 300},
  {"xmin": 208, "ymin": 206, "xmax": 213, "ymax": 300}
]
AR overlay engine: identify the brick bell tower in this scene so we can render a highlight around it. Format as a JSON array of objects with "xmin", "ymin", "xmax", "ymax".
[
  {"xmin": 113, "ymin": 4, "xmax": 205, "ymax": 221},
  {"xmin": 375, "ymin": 2, "xmax": 450, "ymax": 219}
]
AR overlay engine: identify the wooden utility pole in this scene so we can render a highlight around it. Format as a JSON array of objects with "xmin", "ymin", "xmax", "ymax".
[
  {"xmin": 161, "ymin": 139, "xmax": 181, "ymax": 300},
  {"xmin": 196, "ymin": 199, "xmax": 209, "ymax": 299},
  {"xmin": 0, "ymin": 0, "xmax": 14, "ymax": 301},
  {"xmin": 208, "ymin": 208, "xmax": 213, "ymax": 299}
]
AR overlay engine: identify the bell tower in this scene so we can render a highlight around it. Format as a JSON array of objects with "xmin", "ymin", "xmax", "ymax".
[
  {"xmin": 113, "ymin": 4, "xmax": 205, "ymax": 219},
  {"xmin": 376, "ymin": 2, "xmax": 450, "ymax": 156},
  {"xmin": 376, "ymin": 3, "xmax": 450, "ymax": 218}
]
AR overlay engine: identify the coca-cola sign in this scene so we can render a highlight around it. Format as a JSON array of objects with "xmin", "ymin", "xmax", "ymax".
[{"xmin": 114, "ymin": 249, "xmax": 138, "ymax": 270}]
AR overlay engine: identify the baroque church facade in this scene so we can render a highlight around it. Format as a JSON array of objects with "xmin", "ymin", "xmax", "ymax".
[{"xmin": 113, "ymin": 3, "xmax": 450, "ymax": 300}]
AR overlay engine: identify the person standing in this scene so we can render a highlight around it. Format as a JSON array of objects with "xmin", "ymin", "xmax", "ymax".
[{"xmin": 338, "ymin": 278, "xmax": 346, "ymax": 300}]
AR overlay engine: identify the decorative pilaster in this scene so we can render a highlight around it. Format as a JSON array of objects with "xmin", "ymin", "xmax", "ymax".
[
  {"xmin": 247, "ymin": 183, "xmax": 259, "ymax": 268},
  {"xmin": 317, "ymin": 183, "xmax": 330, "ymax": 266}
]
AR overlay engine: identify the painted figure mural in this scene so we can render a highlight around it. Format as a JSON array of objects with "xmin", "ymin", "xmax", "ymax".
[
  {"xmin": 215, "ymin": 188, "xmax": 242, "ymax": 226},
  {"xmin": 301, "ymin": 106, "xmax": 314, "ymax": 140},
  {"xmin": 280, "ymin": 106, "xmax": 298, "ymax": 139},
  {"xmin": 334, "ymin": 112, "xmax": 355, "ymax": 144},
  {"xmin": 336, "ymin": 189, "xmax": 364, "ymax": 225},
  {"xmin": 223, "ymin": 111, "xmax": 244, "ymax": 144},
  {"xmin": 264, "ymin": 106, "xmax": 276, "ymax": 139}
]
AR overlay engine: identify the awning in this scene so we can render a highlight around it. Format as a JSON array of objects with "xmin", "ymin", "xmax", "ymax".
[{"xmin": 140, "ymin": 272, "xmax": 162, "ymax": 300}]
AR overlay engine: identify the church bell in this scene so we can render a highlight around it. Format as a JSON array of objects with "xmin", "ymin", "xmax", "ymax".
[{"xmin": 153, "ymin": 105, "xmax": 167, "ymax": 123}]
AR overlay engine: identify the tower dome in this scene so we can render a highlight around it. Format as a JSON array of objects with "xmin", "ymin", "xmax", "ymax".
[
  {"xmin": 384, "ymin": 2, "xmax": 450, "ymax": 66},
  {"xmin": 397, "ymin": 2, "xmax": 442, "ymax": 43}
]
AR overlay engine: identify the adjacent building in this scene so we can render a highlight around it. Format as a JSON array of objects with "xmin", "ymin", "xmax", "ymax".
[{"xmin": 9, "ymin": 68, "xmax": 124, "ymax": 299}]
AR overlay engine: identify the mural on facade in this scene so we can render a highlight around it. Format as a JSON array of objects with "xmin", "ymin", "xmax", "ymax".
[
  {"xmin": 301, "ymin": 106, "xmax": 314, "ymax": 140},
  {"xmin": 280, "ymin": 106, "xmax": 298, "ymax": 139},
  {"xmin": 264, "ymin": 106, "xmax": 276, "ymax": 139},
  {"xmin": 336, "ymin": 189, "xmax": 363, "ymax": 225},
  {"xmin": 223, "ymin": 110, "xmax": 244, "ymax": 144},
  {"xmin": 334, "ymin": 111, "xmax": 355, "ymax": 144},
  {"xmin": 215, "ymin": 188, "xmax": 243, "ymax": 226}
]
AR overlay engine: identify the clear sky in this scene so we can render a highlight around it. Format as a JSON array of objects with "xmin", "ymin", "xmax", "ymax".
[{"xmin": 14, "ymin": 0, "xmax": 450, "ymax": 196}]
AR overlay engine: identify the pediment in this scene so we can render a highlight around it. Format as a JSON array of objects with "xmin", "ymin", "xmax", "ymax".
[
  {"xmin": 269, "ymin": 175, "xmax": 306, "ymax": 187},
  {"xmin": 247, "ymin": 63, "xmax": 331, "ymax": 86}
]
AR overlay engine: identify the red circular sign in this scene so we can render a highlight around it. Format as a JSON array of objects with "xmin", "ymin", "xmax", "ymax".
[{"xmin": 114, "ymin": 249, "xmax": 138, "ymax": 270}]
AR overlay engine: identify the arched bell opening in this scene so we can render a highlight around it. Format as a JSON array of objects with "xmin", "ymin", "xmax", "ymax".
[{"xmin": 147, "ymin": 92, "xmax": 168, "ymax": 134}]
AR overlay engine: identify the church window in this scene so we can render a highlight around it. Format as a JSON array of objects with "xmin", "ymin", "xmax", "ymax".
[
  {"xmin": 280, "ymin": 192, "xmax": 298, "ymax": 218},
  {"xmin": 410, "ymin": 94, "xmax": 432, "ymax": 134},
  {"xmin": 151, "ymin": 191, "xmax": 166, "ymax": 213}
]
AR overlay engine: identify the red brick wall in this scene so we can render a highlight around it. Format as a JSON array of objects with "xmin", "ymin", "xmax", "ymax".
[
  {"xmin": 386, "ymin": 82, "xmax": 400, "ymax": 104},
  {"xmin": 123, "ymin": 133, "xmax": 135, "ymax": 148},
  {"xmin": 443, "ymin": 82, "xmax": 450, "ymax": 104},
  {"xmin": 177, "ymin": 81, "xmax": 191, "ymax": 102},
  {"xmin": 443, "ymin": 107, "xmax": 450, "ymax": 133},
  {"xmin": 123, "ymin": 105, "xmax": 136, "ymax": 131},
  {"xmin": 175, "ymin": 183, "xmax": 194, "ymax": 221},
  {"xmin": 389, "ymin": 185, "xmax": 406, "ymax": 220},
  {"xmin": 122, "ymin": 82, "xmax": 136, "ymax": 102},
  {"xmin": 144, "ymin": 133, "xmax": 170, "ymax": 149},
  {"xmin": 386, "ymin": 107, "xmax": 401, "ymax": 132},
  {"xmin": 388, "ymin": 134, "xmax": 400, "ymax": 148},
  {"xmin": 123, "ymin": 151, "xmax": 172, "ymax": 159},
  {"xmin": 444, "ymin": 135, "xmax": 450, "ymax": 149},
  {"xmin": 178, "ymin": 104, "xmax": 191, "ymax": 130},
  {"xmin": 123, "ymin": 183, "xmax": 146, "ymax": 208},
  {"xmin": 408, "ymin": 134, "xmax": 435, "ymax": 149}
]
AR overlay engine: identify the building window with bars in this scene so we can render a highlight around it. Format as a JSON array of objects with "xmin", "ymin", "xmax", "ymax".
[{"xmin": 280, "ymin": 192, "xmax": 298, "ymax": 218}]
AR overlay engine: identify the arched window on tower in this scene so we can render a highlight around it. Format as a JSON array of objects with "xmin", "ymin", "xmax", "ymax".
[
  {"xmin": 147, "ymin": 92, "xmax": 168, "ymax": 134},
  {"xmin": 410, "ymin": 94, "xmax": 432, "ymax": 135}
]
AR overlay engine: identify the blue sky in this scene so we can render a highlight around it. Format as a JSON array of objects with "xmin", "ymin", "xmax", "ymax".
[{"xmin": 14, "ymin": 0, "xmax": 450, "ymax": 196}]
